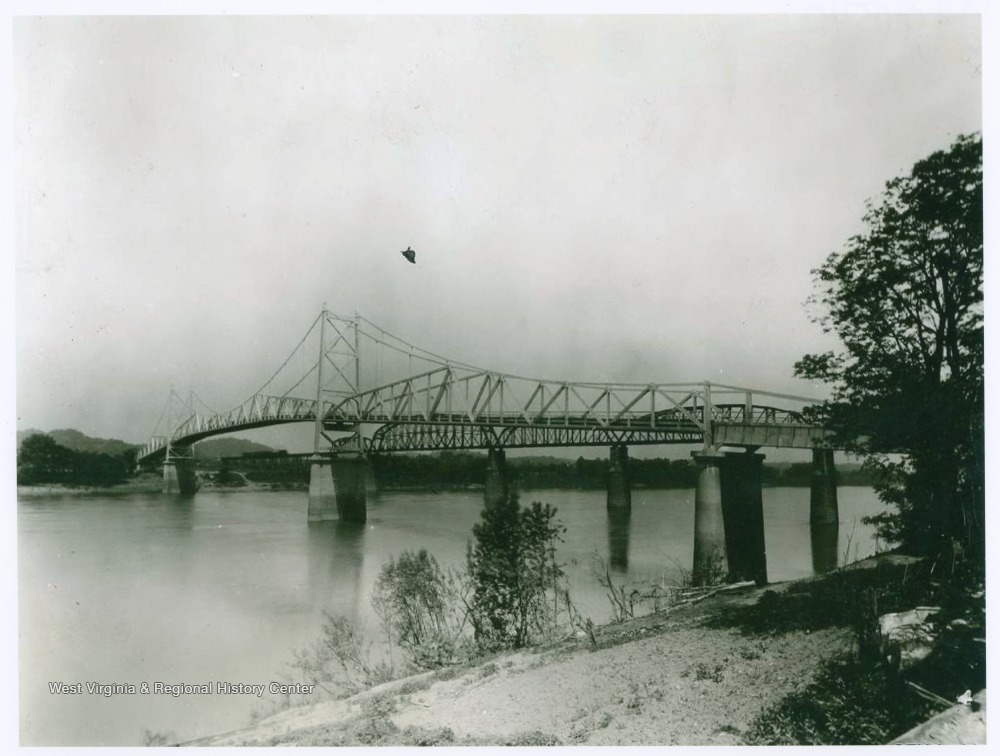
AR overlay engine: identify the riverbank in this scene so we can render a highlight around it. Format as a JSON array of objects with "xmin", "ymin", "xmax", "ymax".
[
  {"xmin": 15, "ymin": 478, "xmax": 877, "ymax": 498},
  {"xmin": 189, "ymin": 553, "xmax": 985, "ymax": 746},
  {"xmin": 16, "ymin": 474, "xmax": 164, "ymax": 497},
  {"xmin": 15, "ymin": 476, "xmax": 298, "ymax": 497}
]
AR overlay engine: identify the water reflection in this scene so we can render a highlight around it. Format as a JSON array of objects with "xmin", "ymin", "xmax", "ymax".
[
  {"xmin": 606, "ymin": 508, "xmax": 631, "ymax": 572},
  {"xmin": 164, "ymin": 496, "xmax": 195, "ymax": 531},
  {"xmin": 306, "ymin": 521, "xmax": 367, "ymax": 619},
  {"xmin": 810, "ymin": 522, "xmax": 840, "ymax": 574}
]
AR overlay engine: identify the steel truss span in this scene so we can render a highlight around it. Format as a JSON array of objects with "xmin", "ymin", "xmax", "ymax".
[
  {"xmin": 138, "ymin": 309, "xmax": 831, "ymax": 462},
  {"xmin": 367, "ymin": 422, "xmax": 703, "ymax": 452}
]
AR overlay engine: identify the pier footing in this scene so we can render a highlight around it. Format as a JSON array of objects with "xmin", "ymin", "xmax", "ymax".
[
  {"xmin": 692, "ymin": 451, "xmax": 727, "ymax": 585},
  {"xmin": 162, "ymin": 446, "xmax": 197, "ymax": 494},
  {"xmin": 607, "ymin": 444, "xmax": 631, "ymax": 512},
  {"xmin": 308, "ymin": 456, "xmax": 338, "ymax": 522},
  {"xmin": 485, "ymin": 448, "xmax": 509, "ymax": 508},
  {"xmin": 810, "ymin": 448, "xmax": 839, "ymax": 526},
  {"xmin": 721, "ymin": 451, "xmax": 768, "ymax": 585}
]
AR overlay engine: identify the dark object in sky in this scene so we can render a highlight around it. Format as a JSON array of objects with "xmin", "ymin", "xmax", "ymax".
[{"xmin": 400, "ymin": 246, "xmax": 416, "ymax": 264}]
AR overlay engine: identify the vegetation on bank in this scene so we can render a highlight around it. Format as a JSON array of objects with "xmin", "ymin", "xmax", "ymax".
[
  {"xmin": 222, "ymin": 450, "xmax": 877, "ymax": 490},
  {"xmin": 287, "ymin": 491, "xmax": 575, "ymax": 699},
  {"xmin": 703, "ymin": 556, "xmax": 985, "ymax": 744},
  {"xmin": 795, "ymin": 132, "xmax": 983, "ymax": 567},
  {"xmin": 17, "ymin": 433, "xmax": 137, "ymax": 486},
  {"xmin": 744, "ymin": 131, "xmax": 985, "ymax": 746},
  {"xmin": 17, "ymin": 430, "xmax": 879, "ymax": 492}
]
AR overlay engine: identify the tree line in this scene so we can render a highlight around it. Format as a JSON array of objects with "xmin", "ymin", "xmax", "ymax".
[
  {"xmin": 368, "ymin": 452, "xmax": 875, "ymax": 490},
  {"xmin": 17, "ymin": 433, "xmax": 138, "ymax": 486}
]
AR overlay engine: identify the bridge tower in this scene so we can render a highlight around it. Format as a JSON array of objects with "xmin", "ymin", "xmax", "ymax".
[
  {"xmin": 308, "ymin": 306, "xmax": 337, "ymax": 521},
  {"xmin": 307, "ymin": 306, "xmax": 368, "ymax": 523},
  {"xmin": 161, "ymin": 392, "xmax": 197, "ymax": 495}
]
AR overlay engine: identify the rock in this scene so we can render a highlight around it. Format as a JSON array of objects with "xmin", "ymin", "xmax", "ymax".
[
  {"xmin": 891, "ymin": 689, "xmax": 986, "ymax": 744},
  {"xmin": 878, "ymin": 607, "xmax": 940, "ymax": 670}
]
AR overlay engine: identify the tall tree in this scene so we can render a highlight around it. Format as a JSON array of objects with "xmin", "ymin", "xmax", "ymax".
[
  {"xmin": 17, "ymin": 433, "xmax": 74, "ymax": 484},
  {"xmin": 795, "ymin": 133, "xmax": 983, "ymax": 560},
  {"xmin": 466, "ymin": 493, "xmax": 565, "ymax": 650}
]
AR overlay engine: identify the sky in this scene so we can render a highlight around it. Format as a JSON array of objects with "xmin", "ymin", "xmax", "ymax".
[{"xmin": 11, "ymin": 8, "xmax": 986, "ymax": 455}]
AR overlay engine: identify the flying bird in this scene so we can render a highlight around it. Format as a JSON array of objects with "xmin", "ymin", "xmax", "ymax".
[{"xmin": 400, "ymin": 246, "xmax": 416, "ymax": 264}]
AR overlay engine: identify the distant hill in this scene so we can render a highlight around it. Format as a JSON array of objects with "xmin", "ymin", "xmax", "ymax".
[
  {"xmin": 17, "ymin": 428, "xmax": 138, "ymax": 457},
  {"xmin": 193, "ymin": 438, "xmax": 279, "ymax": 459},
  {"xmin": 16, "ymin": 428, "xmax": 277, "ymax": 461}
]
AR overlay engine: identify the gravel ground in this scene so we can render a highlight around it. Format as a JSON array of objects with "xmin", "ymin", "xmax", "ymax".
[{"xmin": 197, "ymin": 584, "xmax": 856, "ymax": 747}]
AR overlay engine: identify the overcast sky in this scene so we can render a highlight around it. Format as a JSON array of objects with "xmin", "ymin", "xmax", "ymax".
[{"xmin": 13, "ymin": 11, "xmax": 983, "ymax": 451}]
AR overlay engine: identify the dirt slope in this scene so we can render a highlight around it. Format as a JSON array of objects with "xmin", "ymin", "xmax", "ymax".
[{"xmin": 196, "ymin": 585, "xmax": 854, "ymax": 747}]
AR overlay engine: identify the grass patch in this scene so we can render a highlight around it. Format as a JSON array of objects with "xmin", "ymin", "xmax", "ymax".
[
  {"xmin": 704, "ymin": 557, "xmax": 949, "ymax": 636},
  {"xmin": 737, "ymin": 555, "xmax": 985, "ymax": 745},
  {"xmin": 744, "ymin": 654, "xmax": 938, "ymax": 745},
  {"xmin": 693, "ymin": 661, "xmax": 725, "ymax": 683}
]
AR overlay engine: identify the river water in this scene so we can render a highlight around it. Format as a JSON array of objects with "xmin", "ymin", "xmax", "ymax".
[{"xmin": 18, "ymin": 486, "xmax": 887, "ymax": 746}]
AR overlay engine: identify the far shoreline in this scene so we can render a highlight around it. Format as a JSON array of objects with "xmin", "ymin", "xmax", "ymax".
[{"xmin": 16, "ymin": 479, "xmax": 877, "ymax": 499}]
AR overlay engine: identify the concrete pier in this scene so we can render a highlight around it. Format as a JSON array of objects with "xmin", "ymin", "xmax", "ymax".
[
  {"xmin": 721, "ymin": 451, "xmax": 768, "ymax": 585},
  {"xmin": 307, "ymin": 455, "xmax": 338, "ymax": 522},
  {"xmin": 484, "ymin": 447, "xmax": 509, "ymax": 508},
  {"xmin": 692, "ymin": 451, "xmax": 727, "ymax": 585},
  {"xmin": 333, "ymin": 455, "xmax": 368, "ymax": 524},
  {"xmin": 810, "ymin": 448, "xmax": 839, "ymax": 526},
  {"xmin": 607, "ymin": 444, "xmax": 632, "ymax": 512},
  {"xmin": 162, "ymin": 446, "xmax": 197, "ymax": 494},
  {"xmin": 810, "ymin": 522, "xmax": 840, "ymax": 574}
]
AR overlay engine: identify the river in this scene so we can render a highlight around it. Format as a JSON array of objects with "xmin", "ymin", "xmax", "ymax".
[{"xmin": 18, "ymin": 486, "xmax": 887, "ymax": 746}]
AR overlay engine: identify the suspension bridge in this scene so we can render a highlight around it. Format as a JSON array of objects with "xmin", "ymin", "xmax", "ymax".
[{"xmin": 138, "ymin": 308, "xmax": 842, "ymax": 585}]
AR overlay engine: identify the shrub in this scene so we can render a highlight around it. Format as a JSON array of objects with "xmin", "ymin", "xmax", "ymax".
[
  {"xmin": 289, "ymin": 613, "xmax": 393, "ymax": 696},
  {"xmin": 743, "ymin": 655, "xmax": 936, "ymax": 745},
  {"xmin": 372, "ymin": 549, "xmax": 471, "ymax": 669},
  {"xmin": 466, "ymin": 493, "xmax": 567, "ymax": 650}
]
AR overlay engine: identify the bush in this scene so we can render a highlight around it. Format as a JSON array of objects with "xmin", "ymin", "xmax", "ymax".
[
  {"xmin": 466, "ymin": 493, "xmax": 567, "ymax": 650},
  {"xmin": 743, "ymin": 654, "xmax": 936, "ymax": 745},
  {"xmin": 289, "ymin": 613, "xmax": 393, "ymax": 696},
  {"xmin": 372, "ymin": 549, "xmax": 472, "ymax": 669}
]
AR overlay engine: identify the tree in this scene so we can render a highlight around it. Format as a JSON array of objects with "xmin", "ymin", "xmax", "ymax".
[
  {"xmin": 17, "ymin": 432, "xmax": 135, "ymax": 486},
  {"xmin": 795, "ymin": 133, "xmax": 983, "ymax": 561},
  {"xmin": 466, "ymin": 493, "xmax": 566, "ymax": 650},
  {"xmin": 17, "ymin": 433, "xmax": 74, "ymax": 484}
]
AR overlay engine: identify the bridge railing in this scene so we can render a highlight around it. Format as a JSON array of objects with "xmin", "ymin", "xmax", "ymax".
[{"xmin": 137, "ymin": 394, "xmax": 320, "ymax": 461}]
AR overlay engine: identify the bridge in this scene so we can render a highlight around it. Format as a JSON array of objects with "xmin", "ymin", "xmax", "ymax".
[{"xmin": 140, "ymin": 308, "xmax": 841, "ymax": 585}]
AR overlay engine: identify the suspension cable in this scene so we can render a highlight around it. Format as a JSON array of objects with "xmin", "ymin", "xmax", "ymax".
[
  {"xmin": 189, "ymin": 391, "xmax": 219, "ymax": 415},
  {"xmin": 280, "ymin": 360, "xmax": 319, "ymax": 398},
  {"xmin": 150, "ymin": 391, "xmax": 173, "ymax": 437},
  {"xmin": 248, "ymin": 311, "xmax": 323, "ymax": 399}
]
